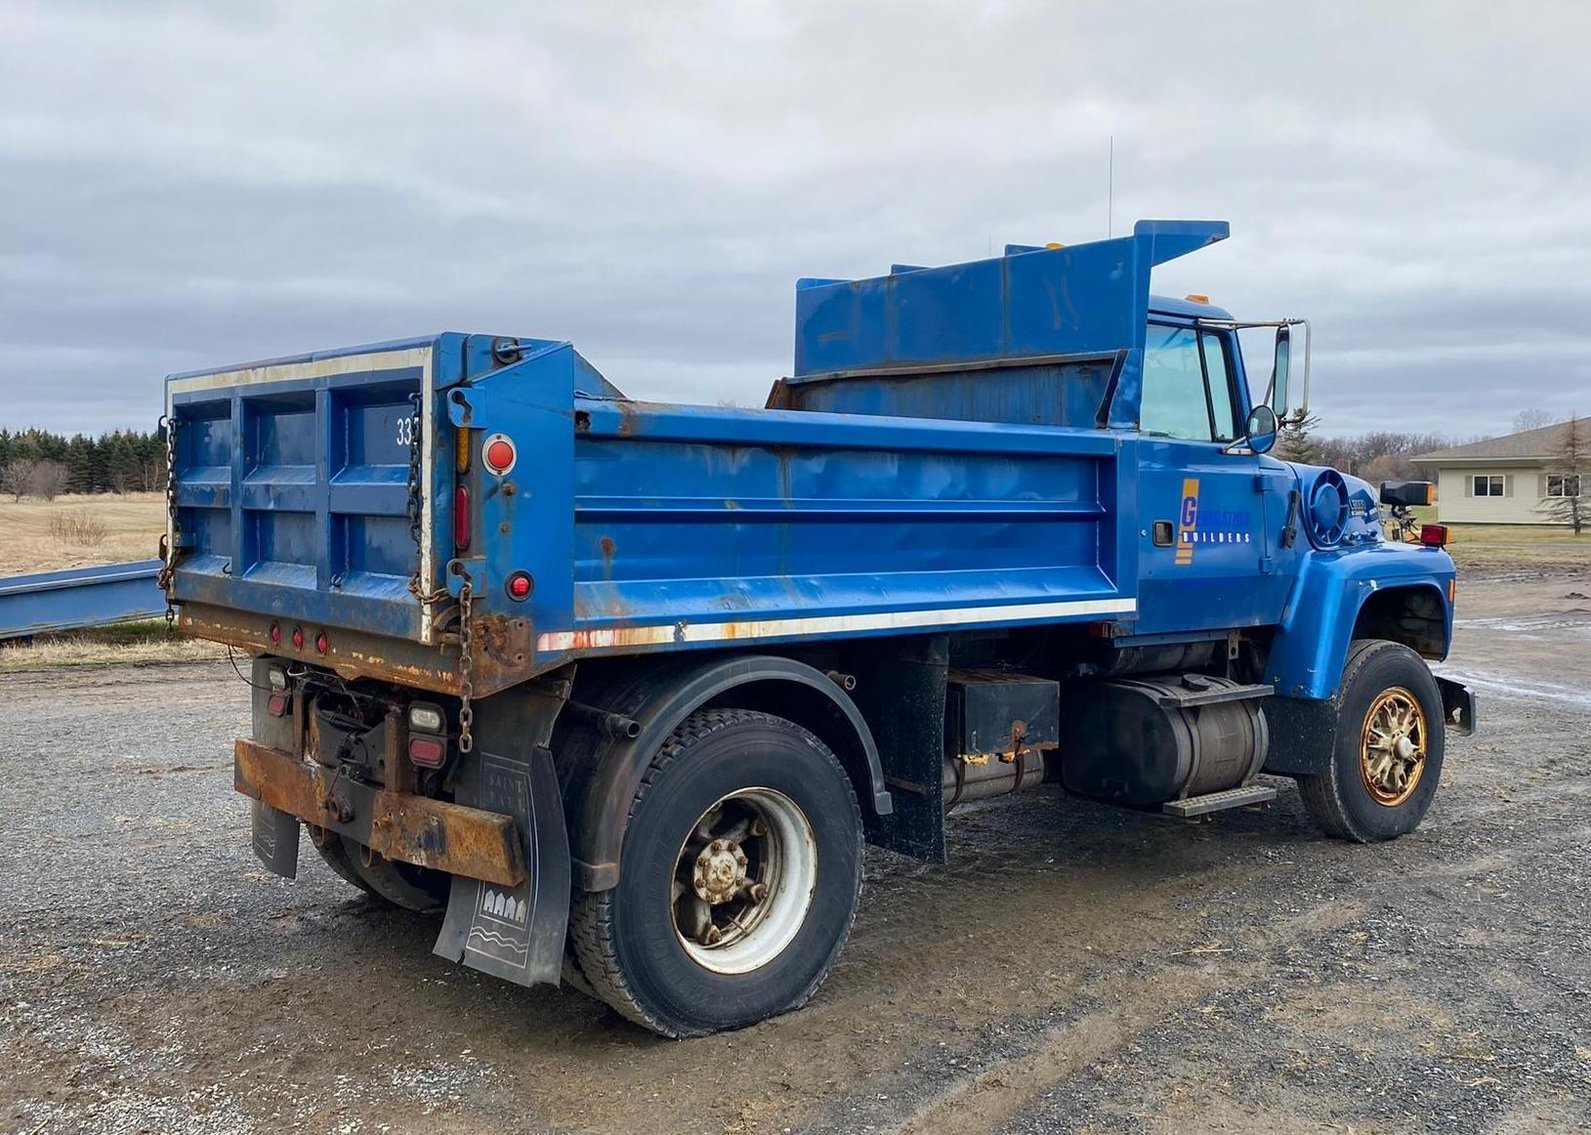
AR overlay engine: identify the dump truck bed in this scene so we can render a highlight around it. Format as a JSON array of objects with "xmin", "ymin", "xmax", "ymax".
[{"xmin": 166, "ymin": 224, "xmax": 1243, "ymax": 696}]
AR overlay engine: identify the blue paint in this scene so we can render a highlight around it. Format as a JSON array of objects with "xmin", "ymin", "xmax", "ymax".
[{"xmin": 0, "ymin": 560, "xmax": 165, "ymax": 640}]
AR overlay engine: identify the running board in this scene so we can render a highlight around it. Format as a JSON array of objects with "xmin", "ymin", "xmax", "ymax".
[{"xmin": 1163, "ymin": 782, "xmax": 1278, "ymax": 818}]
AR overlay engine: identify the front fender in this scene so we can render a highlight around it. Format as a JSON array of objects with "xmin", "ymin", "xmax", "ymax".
[{"xmin": 1264, "ymin": 544, "xmax": 1455, "ymax": 700}]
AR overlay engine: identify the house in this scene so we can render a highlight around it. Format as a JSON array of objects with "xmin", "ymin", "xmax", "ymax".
[{"xmin": 1412, "ymin": 420, "xmax": 1584, "ymax": 525}]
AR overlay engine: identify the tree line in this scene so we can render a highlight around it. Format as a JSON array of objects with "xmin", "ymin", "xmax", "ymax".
[{"xmin": 0, "ymin": 427, "xmax": 168, "ymax": 500}]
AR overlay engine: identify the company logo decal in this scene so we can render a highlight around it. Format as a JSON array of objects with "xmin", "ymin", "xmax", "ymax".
[
  {"xmin": 1174, "ymin": 478, "xmax": 1199, "ymax": 565},
  {"xmin": 1173, "ymin": 478, "xmax": 1253, "ymax": 565}
]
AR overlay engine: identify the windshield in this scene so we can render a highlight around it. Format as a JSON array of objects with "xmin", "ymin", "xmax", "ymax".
[{"xmin": 1139, "ymin": 323, "xmax": 1238, "ymax": 442}]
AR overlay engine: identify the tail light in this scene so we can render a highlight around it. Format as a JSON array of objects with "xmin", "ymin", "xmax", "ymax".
[
  {"xmin": 1419, "ymin": 524, "xmax": 1450, "ymax": 548},
  {"xmin": 454, "ymin": 485, "xmax": 471, "ymax": 551},
  {"xmin": 407, "ymin": 702, "xmax": 447, "ymax": 768},
  {"xmin": 268, "ymin": 622, "xmax": 282, "ymax": 645},
  {"xmin": 291, "ymin": 626, "xmax": 304, "ymax": 650},
  {"xmin": 506, "ymin": 571, "xmax": 533, "ymax": 601},
  {"xmin": 408, "ymin": 736, "xmax": 446, "ymax": 767},
  {"xmin": 266, "ymin": 666, "xmax": 289, "ymax": 716},
  {"xmin": 315, "ymin": 631, "xmax": 329, "ymax": 655}
]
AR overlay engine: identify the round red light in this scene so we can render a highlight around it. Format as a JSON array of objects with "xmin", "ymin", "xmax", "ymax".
[
  {"xmin": 315, "ymin": 632, "xmax": 329, "ymax": 654},
  {"xmin": 269, "ymin": 622, "xmax": 282, "ymax": 644},
  {"xmin": 506, "ymin": 572, "xmax": 533, "ymax": 601},
  {"xmin": 484, "ymin": 437, "xmax": 515, "ymax": 474},
  {"xmin": 291, "ymin": 626, "xmax": 304, "ymax": 649}
]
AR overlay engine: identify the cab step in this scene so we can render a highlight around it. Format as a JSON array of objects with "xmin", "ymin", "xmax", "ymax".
[{"xmin": 1162, "ymin": 782, "xmax": 1278, "ymax": 818}]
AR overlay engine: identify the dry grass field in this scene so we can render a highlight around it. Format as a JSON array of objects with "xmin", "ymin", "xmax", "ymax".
[
  {"xmin": 0, "ymin": 491, "xmax": 166, "ymax": 575},
  {"xmin": 0, "ymin": 492, "xmax": 222, "ymax": 671}
]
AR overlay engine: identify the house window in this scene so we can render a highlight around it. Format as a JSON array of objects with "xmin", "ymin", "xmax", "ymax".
[
  {"xmin": 1546, "ymin": 474, "xmax": 1581, "ymax": 498},
  {"xmin": 1472, "ymin": 474, "xmax": 1505, "ymax": 497}
]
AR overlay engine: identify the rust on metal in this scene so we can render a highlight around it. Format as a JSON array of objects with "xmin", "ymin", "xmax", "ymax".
[
  {"xmin": 182, "ymin": 602, "xmax": 551, "ymax": 699},
  {"xmin": 233, "ymin": 739, "xmax": 526, "ymax": 888}
]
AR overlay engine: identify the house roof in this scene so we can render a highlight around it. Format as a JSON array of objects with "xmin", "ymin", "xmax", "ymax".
[{"xmin": 1413, "ymin": 418, "xmax": 1582, "ymax": 463}]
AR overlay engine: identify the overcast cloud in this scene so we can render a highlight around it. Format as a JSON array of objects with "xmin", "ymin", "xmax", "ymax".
[{"xmin": 2, "ymin": 0, "xmax": 1589, "ymax": 438}]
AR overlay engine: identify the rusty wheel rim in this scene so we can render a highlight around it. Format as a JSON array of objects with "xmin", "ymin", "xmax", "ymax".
[
  {"xmin": 1359, "ymin": 687, "xmax": 1427, "ymax": 806},
  {"xmin": 669, "ymin": 787, "xmax": 817, "ymax": 975}
]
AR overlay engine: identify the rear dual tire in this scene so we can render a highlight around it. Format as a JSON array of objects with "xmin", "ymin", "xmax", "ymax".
[
  {"xmin": 569, "ymin": 709, "xmax": 863, "ymax": 1037},
  {"xmin": 307, "ymin": 825, "xmax": 451, "ymax": 912}
]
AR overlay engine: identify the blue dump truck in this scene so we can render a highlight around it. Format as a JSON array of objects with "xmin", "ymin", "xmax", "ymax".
[{"xmin": 162, "ymin": 220, "xmax": 1474, "ymax": 1036}]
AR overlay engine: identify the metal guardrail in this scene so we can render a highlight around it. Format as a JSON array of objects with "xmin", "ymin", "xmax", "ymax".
[{"xmin": 0, "ymin": 559, "xmax": 165, "ymax": 641}]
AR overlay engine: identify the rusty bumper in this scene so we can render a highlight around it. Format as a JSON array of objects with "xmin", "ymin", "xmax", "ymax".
[{"xmin": 233, "ymin": 739, "xmax": 526, "ymax": 888}]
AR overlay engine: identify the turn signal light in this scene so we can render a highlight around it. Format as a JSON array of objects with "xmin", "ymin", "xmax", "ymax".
[
  {"xmin": 454, "ymin": 485, "xmax": 471, "ymax": 551},
  {"xmin": 506, "ymin": 571, "xmax": 533, "ymax": 601},
  {"xmin": 1420, "ymin": 524, "xmax": 1450, "ymax": 548},
  {"xmin": 408, "ymin": 736, "xmax": 446, "ymax": 767},
  {"xmin": 483, "ymin": 434, "xmax": 516, "ymax": 476}
]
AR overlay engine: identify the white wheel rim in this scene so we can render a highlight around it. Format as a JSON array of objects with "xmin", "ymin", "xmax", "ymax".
[{"xmin": 669, "ymin": 787, "xmax": 818, "ymax": 975}]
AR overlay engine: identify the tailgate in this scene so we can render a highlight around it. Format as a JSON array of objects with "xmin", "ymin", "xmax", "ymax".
[{"xmin": 165, "ymin": 338, "xmax": 450, "ymax": 644}]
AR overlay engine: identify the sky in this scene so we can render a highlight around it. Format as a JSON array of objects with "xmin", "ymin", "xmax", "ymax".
[{"xmin": 2, "ymin": 0, "xmax": 1589, "ymax": 439}]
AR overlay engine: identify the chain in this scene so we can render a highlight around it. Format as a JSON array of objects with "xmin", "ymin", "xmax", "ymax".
[
  {"xmin": 155, "ymin": 414, "xmax": 180, "ymax": 627},
  {"xmin": 456, "ymin": 566, "xmax": 475, "ymax": 753}
]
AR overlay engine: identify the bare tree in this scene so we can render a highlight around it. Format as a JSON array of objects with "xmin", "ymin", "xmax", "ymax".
[
  {"xmin": 0, "ymin": 460, "xmax": 30, "ymax": 502},
  {"xmin": 1514, "ymin": 407, "xmax": 1561, "ymax": 434},
  {"xmin": 26, "ymin": 460, "xmax": 69, "ymax": 502},
  {"xmin": 1541, "ymin": 416, "xmax": 1587, "ymax": 535}
]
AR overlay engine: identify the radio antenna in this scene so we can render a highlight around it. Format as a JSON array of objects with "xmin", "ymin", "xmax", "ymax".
[{"xmin": 1107, "ymin": 135, "xmax": 1115, "ymax": 239}]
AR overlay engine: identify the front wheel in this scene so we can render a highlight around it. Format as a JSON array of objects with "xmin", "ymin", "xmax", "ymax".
[
  {"xmin": 1298, "ymin": 639, "xmax": 1445, "ymax": 842},
  {"xmin": 569, "ymin": 708, "xmax": 863, "ymax": 1037}
]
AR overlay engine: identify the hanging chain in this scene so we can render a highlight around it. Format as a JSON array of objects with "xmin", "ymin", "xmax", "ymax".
[
  {"xmin": 456, "ymin": 566, "xmax": 475, "ymax": 753},
  {"xmin": 155, "ymin": 414, "xmax": 180, "ymax": 628}
]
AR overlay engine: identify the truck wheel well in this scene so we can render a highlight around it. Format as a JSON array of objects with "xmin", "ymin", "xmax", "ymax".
[
  {"xmin": 1352, "ymin": 586, "xmax": 1447, "ymax": 659},
  {"xmin": 701, "ymin": 678, "xmax": 881, "ymax": 839},
  {"xmin": 557, "ymin": 653, "xmax": 891, "ymax": 893}
]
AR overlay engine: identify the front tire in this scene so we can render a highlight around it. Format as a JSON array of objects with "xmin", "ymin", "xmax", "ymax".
[
  {"xmin": 1298, "ymin": 639, "xmax": 1445, "ymax": 842},
  {"xmin": 569, "ymin": 708, "xmax": 863, "ymax": 1037}
]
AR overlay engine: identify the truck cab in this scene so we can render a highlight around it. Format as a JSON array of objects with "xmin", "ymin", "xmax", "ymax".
[{"xmin": 163, "ymin": 219, "xmax": 1473, "ymax": 1036}]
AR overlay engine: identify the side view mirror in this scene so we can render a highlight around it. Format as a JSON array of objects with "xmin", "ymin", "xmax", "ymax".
[
  {"xmin": 1269, "ymin": 325, "xmax": 1291, "ymax": 415},
  {"xmin": 1245, "ymin": 405, "xmax": 1279, "ymax": 454}
]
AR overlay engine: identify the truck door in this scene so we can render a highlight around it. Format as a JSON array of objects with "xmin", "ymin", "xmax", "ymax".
[{"xmin": 1131, "ymin": 322, "xmax": 1292, "ymax": 634}]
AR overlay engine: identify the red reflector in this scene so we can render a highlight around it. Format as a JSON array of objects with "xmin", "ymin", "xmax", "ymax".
[
  {"xmin": 315, "ymin": 631, "xmax": 329, "ymax": 655},
  {"xmin": 454, "ymin": 485, "xmax": 471, "ymax": 551},
  {"xmin": 269, "ymin": 622, "xmax": 282, "ymax": 644},
  {"xmin": 484, "ymin": 436, "xmax": 516, "ymax": 475},
  {"xmin": 291, "ymin": 626, "xmax": 304, "ymax": 649},
  {"xmin": 409, "ymin": 736, "xmax": 446, "ymax": 768},
  {"xmin": 1420, "ymin": 524, "xmax": 1449, "ymax": 548},
  {"xmin": 267, "ymin": 692, "xmax": 289, "ymax": 717},
  {"xmin": 506, "ymin": 571, "xmax": 532, "ymax": 601}
]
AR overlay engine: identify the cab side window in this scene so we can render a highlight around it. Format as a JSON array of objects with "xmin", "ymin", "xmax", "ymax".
[{"xmin": 1139, "ymin": 325, "xmax": 1238, "ymax": 442}]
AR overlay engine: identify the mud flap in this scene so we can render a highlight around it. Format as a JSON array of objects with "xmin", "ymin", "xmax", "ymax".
[
  {"xmin": 250, "ymin": 799, "xmax": 300, "ymax": 879},
  {"xmin": 433, "ymin": 684, "xmax": 572, "ymax": 987}
]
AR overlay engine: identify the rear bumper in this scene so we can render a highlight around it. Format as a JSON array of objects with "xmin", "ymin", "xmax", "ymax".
[{"xmin": 233, "ymin": 739, "xmax": 526, "ymax": 888}]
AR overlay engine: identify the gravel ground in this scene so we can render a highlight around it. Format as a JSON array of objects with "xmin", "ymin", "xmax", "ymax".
[{"xmin": 2, "ymin": 570, "xmax": 1588, "ymax": 1134}]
